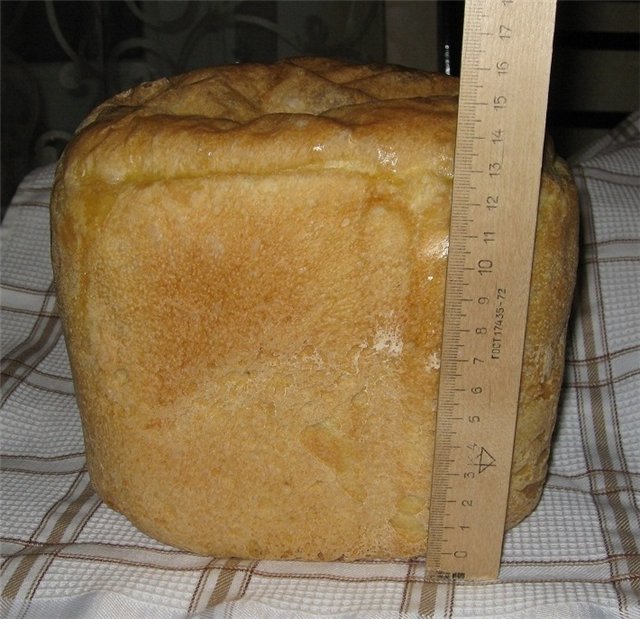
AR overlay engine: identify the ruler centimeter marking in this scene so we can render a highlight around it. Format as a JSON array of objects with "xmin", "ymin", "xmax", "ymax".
[{"xmin": 427, "ymin": 0, "xmax": 558, "ymax": 581}]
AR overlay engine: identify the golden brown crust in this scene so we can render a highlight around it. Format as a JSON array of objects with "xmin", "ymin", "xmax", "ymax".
[{"xmin": 51, "ymin": 58, "xmax": 578, "ymax": 560}]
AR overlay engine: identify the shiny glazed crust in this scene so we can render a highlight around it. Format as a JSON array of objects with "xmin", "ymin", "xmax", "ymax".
[{"xmin": 50, "ymin": 57, "xmax": 579, "ymax": 560}]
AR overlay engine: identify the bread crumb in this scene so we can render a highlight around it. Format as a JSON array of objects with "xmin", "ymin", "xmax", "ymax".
[
  {"xmin": 425, "ymin": 351, "xmax": 440, "ymax": 371},
  {"xmin": 372, "ymin": 321, "xmax": 403, "ymax": 357}
]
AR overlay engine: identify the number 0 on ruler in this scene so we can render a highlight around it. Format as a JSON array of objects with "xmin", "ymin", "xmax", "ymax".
[{"xmin": 427, "ymin": 0, "xmax": 558, "ymax": 580}]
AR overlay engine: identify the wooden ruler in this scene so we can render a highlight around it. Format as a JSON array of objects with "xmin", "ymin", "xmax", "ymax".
[{"xmin": 426, "ymin": 0, "xmax": 558, "ymax": 580}]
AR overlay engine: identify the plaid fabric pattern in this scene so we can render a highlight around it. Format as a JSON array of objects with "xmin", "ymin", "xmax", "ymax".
[{"xmin": 1, "ymin": 114, "xmax": 638, "ymax": 618}]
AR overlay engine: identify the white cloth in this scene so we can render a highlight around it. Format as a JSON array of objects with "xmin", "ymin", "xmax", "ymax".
[{"xmin": 2, "ymin": 113, "xmax": 639, "ymax": 618}]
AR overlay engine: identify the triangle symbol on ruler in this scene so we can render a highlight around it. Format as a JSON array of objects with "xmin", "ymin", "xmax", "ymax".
[{"xmin": 477, "ymin": 446, "xmax": 496, "ymax": 474}]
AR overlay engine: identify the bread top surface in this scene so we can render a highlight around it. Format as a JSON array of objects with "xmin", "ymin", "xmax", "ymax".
[
  {"xmin": 56, "ymin": 58, "xmax": 458, "ymax": 187},
  {"xmin": 81, "ymin": 56, "xmax": 459, "ymax": 126}
]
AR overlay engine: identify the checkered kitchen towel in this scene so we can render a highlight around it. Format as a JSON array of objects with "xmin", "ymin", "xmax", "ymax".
[{"xmin": 2, "ymin": 113, "xmax": 639, "ymax": 618}]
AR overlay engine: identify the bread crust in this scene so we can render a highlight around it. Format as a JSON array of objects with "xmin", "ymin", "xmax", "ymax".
[{"xmin": 51, "ymin": 57, "xmax": 579, "ymax": 560}]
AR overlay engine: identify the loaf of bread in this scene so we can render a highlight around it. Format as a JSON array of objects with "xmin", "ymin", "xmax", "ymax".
[{"xmin": 50, "ymin": 57, "xmax": 579, "ymax": 561}]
